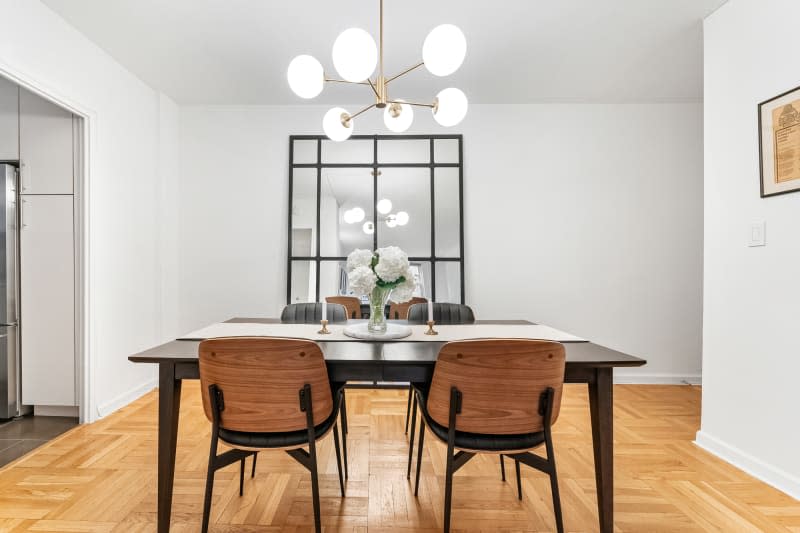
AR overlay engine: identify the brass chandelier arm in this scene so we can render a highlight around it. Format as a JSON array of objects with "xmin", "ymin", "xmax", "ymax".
[
  {"xmin": 324, "ymin": 77, "xmax": 372, "ymax": 86},
  {"xmin": 366, "ymin": 78, "xmax": 381, "ymax": 99},
  {"xmin": 385, "ymin": 61, "xmax": 425, "ymax": 84},
  {"xmin": 388, "ymin": 100, "xmax": 436, "ymax": 109},
  {"xmin": 345, "ymin": 103, "xmax": 377, "ymax": 122}
]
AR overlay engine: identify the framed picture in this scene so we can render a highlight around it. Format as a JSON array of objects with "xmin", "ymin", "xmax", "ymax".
[{"xmin": 759, "ymin": 85, "xmax": 800, "ymax": 197}]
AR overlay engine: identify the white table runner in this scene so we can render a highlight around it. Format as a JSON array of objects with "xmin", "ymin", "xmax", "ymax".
[{"xmin": 178, "ymin": 322, "xmax": 585, "ymax": 343}]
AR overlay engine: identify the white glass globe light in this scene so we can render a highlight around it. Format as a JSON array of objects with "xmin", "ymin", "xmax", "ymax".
[
  {"xmin": 383, "ymin": 100, "xmax": 414, "ymax": 133},
  {"xmin": 433, "ymin": 88, "xmax": 468, "ymax": 127},
  {"xmin": 287, "ymin": 55, "xmax": 324, "ymax": 99},
  {"xmin": 363, "ymin": 221, "xmax": 375, "ymax": 235},
  {"xmin": 332, "ymin": 28, "xmax": 377, "ymax": 82},
  {"xmin": 376, "ymin": 198, "xmax": 392, "ymax": 214},
  {"xmin": 323, "ymin": 107, "xmax": 354, "ymax": 142},
  {"xmin": 396, "ymin": 211, "xmax": 409, "ymax": 226},
  {"xmin": 343, "ymin": 209, "xmax": 354, "ymax": 224},
  {"xmin": 385, "ymin": 215, "xmax": 398, "ymax": 228},
  {"xmin": 422, "ymin": 24, "xmax": 466, "ymax": 77},
  {"xmin": 350, "ymin": 207, "xmax": 365, "ymax": 222}
]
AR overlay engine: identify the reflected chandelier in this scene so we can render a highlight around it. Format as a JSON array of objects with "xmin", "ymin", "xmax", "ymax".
[{"xmin": 287, "ymin": 0, "xmax": 468, "ymax": 141}]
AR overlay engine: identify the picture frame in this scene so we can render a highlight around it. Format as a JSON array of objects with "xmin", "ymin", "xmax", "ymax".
[{"xmin": 758, "ymin": 84, "xmax": 800, "ymax": 197}]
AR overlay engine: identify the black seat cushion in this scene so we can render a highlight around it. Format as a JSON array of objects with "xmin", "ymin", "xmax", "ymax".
[
  {"xmin": 407, "ymin": 303, "xmax": 476, "ymax": 325},
  {"xmin": 280, "ymin": 303, "xmax": 348, "ymax": 324},
  {"xmin": 412, "ymin": 383, "xmax": 546, "ymax": 452},
  {"xmin": 218, "ymin": 382, "xmax": 345, "ymax": 449}
]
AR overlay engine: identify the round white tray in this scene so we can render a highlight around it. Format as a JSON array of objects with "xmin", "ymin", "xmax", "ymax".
[{"xmin": 343, "ymin": 322, "xmax": 412, "ymax": 340}]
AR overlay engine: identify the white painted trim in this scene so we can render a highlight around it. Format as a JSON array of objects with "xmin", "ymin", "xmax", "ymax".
[
  {"xmin": 613, "ymin": 373, "xmax": 702, "ymax": 385},
  {"xmin": 34, "ymin": 405, "xmax": 79, "ymax": 417},
  {"xmin": 695, "ymin": 430, "xmax": 800, "ymax": 500},
  {"xmin": 96, "ymin": 378, "xmax": 157, "ymax": 419}
]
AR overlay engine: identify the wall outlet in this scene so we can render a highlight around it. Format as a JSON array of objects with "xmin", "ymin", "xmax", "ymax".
[{"xmin": 748, "ymin": 220, "xmax": 766, "ymax": 247}]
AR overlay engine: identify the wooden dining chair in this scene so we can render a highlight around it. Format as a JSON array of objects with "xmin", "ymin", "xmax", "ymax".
[
  {"xmin": 326, "ymin": 296, "xmax": 362, "ymax": 319},
  {"xmin": 280, "ymin": 302, "xmax": 348, "ymax": 323},
  {"xmin": 198, "ymin": 337, "xmax": 346, "ymax": 533},
  {"xmin": 388, "ymin": 296, "xmax": 427, "ymax": 320},
  {"xmin": 410, "ymin": 339, "xmax": 566, "ymax": 533}
]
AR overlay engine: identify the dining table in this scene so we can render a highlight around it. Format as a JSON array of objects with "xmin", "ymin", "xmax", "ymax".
[{"xmin": 129, "ymin": 317, "xmax": 646, "ymax": 533}]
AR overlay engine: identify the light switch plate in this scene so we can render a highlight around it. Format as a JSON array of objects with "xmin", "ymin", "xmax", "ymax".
[{"xmin": 748, "ymin": 220, "xmax": 766, "ymax": 247}]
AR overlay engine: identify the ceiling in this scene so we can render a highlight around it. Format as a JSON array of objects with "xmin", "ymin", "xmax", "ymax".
[{"xmin": 42, "ymin": 0, "xmax": 727, "ymax": 105}]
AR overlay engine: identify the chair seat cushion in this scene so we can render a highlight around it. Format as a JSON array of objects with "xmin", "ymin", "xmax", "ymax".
[
  {"xmin": 218, "ymin": 382, "xmax": 344, "ymax": 449},
  {"xmin": 413, "ymin": 384, "xmax": 546, "ymax": 452}
]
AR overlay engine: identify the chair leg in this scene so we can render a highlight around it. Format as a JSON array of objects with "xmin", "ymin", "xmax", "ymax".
[
  {"xmin": 340, "ymin": 393, "xmax": 349, "ymax": 480},
  {"xmin": 238, "ymin": 458, "xmax": 246, "ymax": 496},
  {"xmin": 406, "ymin": 393, "xmax": 418, "ymax": 480},
  {"xmin": 251, "ymin": 452, "xmax": 257, "ymax": 478},
  {"xmin": 500, "ymin": 454, "xmax": 506, "ymax": 481},
  {"xmin": 341, "ymin": 389, "xmax": 348, "ymax": 435},
  {"xmin": 549, "ymin": 467, "xmax": 564, "ymax": 533},
  {"xmin": 201, "ymin": 451, "xmax": 216, "ymax": 533},
  {"xmin": 444, "ymin": 439, "xmax": 456, "ymax": 533},
  {"xmin": 309, "ymin": 443, "xmax": 322, "ymax": 533},
  {"xmin": 515, "ymin": 459, "xmax": 522, "ymax": 500},
  {"xmin": 414, "ymin": 421, "xmax": 425, "ymax": 496},
  {"xmin": 333, "ymin": 422, "xmax": 346, "ymax": 497},
  {"xmin": 404, "ymin": 384, "xmax": 413, "ymax": 434}
]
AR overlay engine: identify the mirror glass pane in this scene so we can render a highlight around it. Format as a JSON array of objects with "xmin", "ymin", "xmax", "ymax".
[
  {"xmin": 376, "ymin": 167, "xmax": 430, "ymax": 257},
  {"xmin": 290, "ymin": 260, "xmax": 317, "ymax": 303},
  {"xmin": 434, "ymin": 262, "xmax": 461, "ymax": 303},
  {"xmin": 434, "ymin": 138, "xmax": 459, "ymax": 163},
  {"xmin": 293, "ymin": 140, "xmax": 317, "ymax": 164},
  {"xmin": 322, "ymin": 139, "xmax": 373, "ymax": 164},
  {"xmin": 377, "ymin": 139, "xmax": 429, "ymax": 164},
  {"xmin": 434, "ymin": 167, "xmax": 461, "ymax": 257},
  {"xmin": 319, "ymin": 167, "xmax": 374, "ymax": 256},
  {"xmin": 319, "ymin": 260, "xmax": 351, "ymax": 299},
  {"xmin": 408, "ymin": 261, "xmax": 432, "ymax": 300},
  {"xmin": 291, "ymin": 168, "xmax": 317, "ymax": 256}
]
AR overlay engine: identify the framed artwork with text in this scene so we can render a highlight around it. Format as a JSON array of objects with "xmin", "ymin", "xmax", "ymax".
[{"xmin": 759, "ymin": 85, "xmax": 800, "ymax": 197}]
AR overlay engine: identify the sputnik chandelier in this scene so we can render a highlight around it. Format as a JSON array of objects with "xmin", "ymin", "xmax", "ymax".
[{"xmin": 287, "ymin": 0, "xmax": 468, "ymax": 141}]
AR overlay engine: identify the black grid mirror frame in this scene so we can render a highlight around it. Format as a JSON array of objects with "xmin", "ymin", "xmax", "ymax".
[{"xmin": 287, "ymin": 134, "xmax": 465, "ymax": 305}]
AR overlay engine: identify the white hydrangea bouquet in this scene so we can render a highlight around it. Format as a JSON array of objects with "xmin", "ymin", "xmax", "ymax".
[{"xmin": 346, "ymin": 246, "xmax": 416, "ymax": 333}]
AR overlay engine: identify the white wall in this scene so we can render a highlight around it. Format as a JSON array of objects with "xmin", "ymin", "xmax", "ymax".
[
  {"xmin": 0, "ymin": 1, "xmax": 181, "ymax": 421},
  {"xmin": 180, "ymin": 103, "xmax": 703, "ymax": 382},
  {"xmin": 698, "ymin": 0, "xmax": 800, "ymax": 498}
]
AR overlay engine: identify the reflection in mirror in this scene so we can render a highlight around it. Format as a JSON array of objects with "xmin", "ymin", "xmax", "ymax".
[
  {"xmin": 435, "ymin": 261, "xmax": 461, "ymax": 303},
  {"xmin": 320, "ymin": 168, "xmax": 374, "ymax": 256},
  {"xmin": 321, "ymin": 139, "xmax": 373, "ymax": 164},
  {"xmin": 293, "ymin": 140, "xmax": 317, "ymax": 164},
  {"xmin": 377, "ymin": 139, "xmax": 429, "ymax": 164},
  {"xmin": 434, "ymin": 138, "xmax": 459, "ymax": 163},
  {"xmin": 290, "ymin": 260, "xmax": 317, "ymax": 303},
  {"xmin": 377, "ymin": 167, "xmax": 431, "ymax": 257},
  {"xmin": 434, "ymin": 167, "xmax": 461, "ymax": 257},
  {"xmin": 291, "ymin": 168, "xmax": 317, "ymax": 256}
]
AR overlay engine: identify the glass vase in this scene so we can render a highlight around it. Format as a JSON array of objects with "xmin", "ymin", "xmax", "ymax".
[{"xmin": 367, "ymin": 285, "xmax": 393, "ymax": 334}]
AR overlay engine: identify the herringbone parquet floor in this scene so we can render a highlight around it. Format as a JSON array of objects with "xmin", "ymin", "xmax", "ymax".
[{"xmin": 0, "ymin": 384, "xmax": 798, "ymax": 532}]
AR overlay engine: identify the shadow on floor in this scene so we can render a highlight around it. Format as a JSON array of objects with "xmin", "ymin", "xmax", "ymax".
[{"xmin": 0, "ymin": 415, "xmax": 78, "ymax": 467}]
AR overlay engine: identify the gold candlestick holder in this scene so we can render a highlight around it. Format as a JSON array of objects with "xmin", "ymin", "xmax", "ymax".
[
  {"xmin": 424, "ymin": 320, "xmax": 438, "ymax": 335},
  {"xmin": 318, "ymin": 319, "xmax": 331, "ymax": 334}
]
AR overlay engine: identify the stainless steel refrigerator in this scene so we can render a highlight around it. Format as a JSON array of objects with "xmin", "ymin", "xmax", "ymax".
[{"xmin": 0, "ymin": 163, "xmax": 23, "ymax": 419}]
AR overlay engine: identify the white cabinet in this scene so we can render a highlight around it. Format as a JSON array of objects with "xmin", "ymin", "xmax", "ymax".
[
  {"xmin": 20, "ymin": 195, "xmax": 75, "ymax": 406},
  {"xmin": 0, "ymin": 77, "xmax": 18, "ymax": 161},
  {"xmin": 19, "ymin": 89, "xmax": 73, "ymax": 194}
]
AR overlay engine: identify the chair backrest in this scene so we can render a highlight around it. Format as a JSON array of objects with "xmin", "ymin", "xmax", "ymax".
[
  {"xmin": 280, "ymin": 302, "xmax": 348, "ymax": 323},
  {"xmin": 388, "ymin": 297, "xmax": 427, "ymax": 320},
  {"xmin": 407, "ymin": 302, "xmax": 476, "ymax": 324},
  {"xmin": 198, "ymin": 337, "xmax": 333, "ymax": 433},
  {"xmin": 427, "ymin": 339, "xmax": 565, "ymax": 435},
  {"xmin": 326, "ymin": 296, "xmax": 362, "ymax": 319}
]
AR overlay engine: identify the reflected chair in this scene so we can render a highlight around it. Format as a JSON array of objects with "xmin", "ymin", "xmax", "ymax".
[
  {"xmin": 280, "ymin": 302, "xmax": 348, "ymax": 323},
  {"xmin": 411, "ymin": 339, "xmax": 566, "ymax": 533},
  {"xmin": 326, "ymin": 296, "xmax": 362, "ymax": 319},
  {"xmin": 388, "ymin": 296, "xmax": 427, "ymax": 320},
  {"xmin": 198, "ymin": 337, "xmax": 346, "ymax": 533}
]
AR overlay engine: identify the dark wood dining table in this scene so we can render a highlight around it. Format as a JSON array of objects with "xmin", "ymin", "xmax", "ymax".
[{"xmin": 129, "ymin": 318, "xmax": 646, "ymax": 533}]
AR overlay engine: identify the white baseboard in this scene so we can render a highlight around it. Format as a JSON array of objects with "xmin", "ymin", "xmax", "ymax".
[
  {"xmin": 613, "ymin": 372, "xmax": 702, "ymax": 385},
  {"xmin": 695, "ymin": 430, "xmax": 800, "ymax": 500},
  {"xmin": 96, "ymin": 378, "xmax": 157, "ymax": 419}
]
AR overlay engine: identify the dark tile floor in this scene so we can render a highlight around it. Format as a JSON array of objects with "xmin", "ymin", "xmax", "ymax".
[{"xmin": 0, "ymin": 415, "xmax": 78, "ymax": 467}]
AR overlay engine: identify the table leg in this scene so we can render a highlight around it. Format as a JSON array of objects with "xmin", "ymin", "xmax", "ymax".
[
  {"xmin": 588, "ymin": 367, "xmax": 613, "ymax": 533},
  {"xmin": 158, "ymin": 363, "xmax": 182, "ymax": 533}
]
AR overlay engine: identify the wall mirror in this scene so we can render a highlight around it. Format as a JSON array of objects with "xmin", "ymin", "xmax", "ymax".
[{"xmin": 287, "ymin": 134, "xmax": 464, "ymax": 306}]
